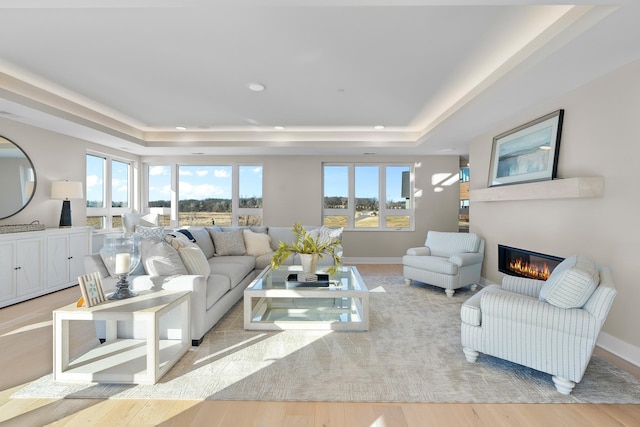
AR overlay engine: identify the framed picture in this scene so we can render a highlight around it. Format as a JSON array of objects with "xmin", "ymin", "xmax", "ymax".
[
  {"xmin": 488, "ymin": 109, "xmax": 564, "ymax": 187},
  {"xmin": 78, "ymin": 272, "xmax": 106, "ymax": 307}
]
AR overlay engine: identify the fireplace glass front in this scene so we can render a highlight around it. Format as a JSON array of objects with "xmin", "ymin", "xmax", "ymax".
[{"xmin": 498, "ymin": 245, "xmax": 564, "ymax": 281}]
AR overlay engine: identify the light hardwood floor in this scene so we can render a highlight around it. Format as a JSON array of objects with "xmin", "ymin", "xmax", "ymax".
[{"xmin": 1, "ymin": 264, "xmax": 639, "ymax": 427}]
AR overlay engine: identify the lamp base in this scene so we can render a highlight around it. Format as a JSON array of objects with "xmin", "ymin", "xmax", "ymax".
[
  {"xmin": 59, "ymin": 200, "xmax": 72, "ymax": 228},
  {"xmin": 108, "ymin": 274, "xmax": 138, "ymax": 300}
]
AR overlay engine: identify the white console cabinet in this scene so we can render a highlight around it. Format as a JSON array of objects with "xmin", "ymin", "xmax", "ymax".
[{"xmin": 0, "ymin": 227, "xmax": 92, "ymax": 308}]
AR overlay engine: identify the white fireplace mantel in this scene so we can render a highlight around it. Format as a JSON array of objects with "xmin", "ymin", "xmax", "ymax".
[{"xmin": 470, "ymin": 177, "xmax": 604, "ymax": 202}]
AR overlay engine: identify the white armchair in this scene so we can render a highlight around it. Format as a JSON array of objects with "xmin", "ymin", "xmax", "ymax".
[
  {"xmin": 403, "ymin": 231, "xmax": 485, "ymax": 297},
  {"xmin": 460, "ymin": 256, "xmax": 617, "ymax": 394}
]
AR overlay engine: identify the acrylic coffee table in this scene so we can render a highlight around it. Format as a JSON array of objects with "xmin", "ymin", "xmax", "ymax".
[
  {"xmin": 53, "ymin": 289, "xmax": 190, "ymax": 385},
  {"xmin": 244, "ymin": 266, "xmax": 369, "ymax": 331}
]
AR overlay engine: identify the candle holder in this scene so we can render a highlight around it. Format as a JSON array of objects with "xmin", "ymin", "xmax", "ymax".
[{"xmin": 100, "ymin": 233, "xmax": 141, "ymax": 300}]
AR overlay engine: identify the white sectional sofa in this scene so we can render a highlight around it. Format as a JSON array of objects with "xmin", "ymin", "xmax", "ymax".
[{"xmin": 84, "ymin": 225, "xmax": 342, "ymax": 345}]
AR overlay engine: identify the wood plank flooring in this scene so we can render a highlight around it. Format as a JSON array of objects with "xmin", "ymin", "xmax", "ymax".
[{"xmin": 1, "ymin": 264, "xmax": 639, "ymax": 426}]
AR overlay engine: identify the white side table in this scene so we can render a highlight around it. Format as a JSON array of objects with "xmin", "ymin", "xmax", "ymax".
[{"xmin": 53, "ymin": 289, "xmax": 190, "ymax": 384}]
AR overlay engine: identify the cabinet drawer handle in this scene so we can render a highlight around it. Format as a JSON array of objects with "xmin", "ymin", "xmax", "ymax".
[
  {"xmin": 15, "ymin": 266, "xmax": 21, "ymax": 270},
  {"xmin": 68, "ymin": 256, "xmax": 73, "ymax": 260}
]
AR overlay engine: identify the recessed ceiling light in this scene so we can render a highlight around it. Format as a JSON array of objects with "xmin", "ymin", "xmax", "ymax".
[
  {"xmin": 274, "ymin": 126, "xmax": 285, "ymax": 130},
  {"xmin": 247, "ymin": 82, "xmax": 266, "ymax": 92},
  {"xmin": 374, "ymin": 125, "xmax": 385, "ymax": 130},
  {"xmin": 175, "ymin": 126, "xmax": 187, "ymax": 130},
  {"xmin": 439, "ymin": 148, "xmax": 455, "ymax": 152},
  {"xmin": 364, "ymin": 152, "xmax": 377, "ymax": 155}
]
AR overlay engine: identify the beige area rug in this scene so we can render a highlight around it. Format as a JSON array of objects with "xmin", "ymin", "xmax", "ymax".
[{"xmin": 12, "ymin": 276, "xmax": 640, "ymax": 403}]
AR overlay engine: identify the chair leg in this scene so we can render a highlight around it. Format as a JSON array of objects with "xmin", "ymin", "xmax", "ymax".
[
  {"xmin": 470, "ymin": 284, "xmax": 478, "ymax": 291},
  {"xmin": 404, "ymin": 278, "xmax": 411, "ymax": 286},
  {"xmin": 445, "ymin": 289, "xmax": 455, "ymax": 297},
  {"xmin": 463, "ymin": 347, "xmax": 479, "ymax": 363},
  {"xmin": 552, "ymin": 376, "xmax": 576, "ymax": 395}
]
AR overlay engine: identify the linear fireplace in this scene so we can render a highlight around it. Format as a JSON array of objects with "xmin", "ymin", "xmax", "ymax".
[{"xmin": 498, "ymin": 245, "xmax": 564, "ymax": 280}]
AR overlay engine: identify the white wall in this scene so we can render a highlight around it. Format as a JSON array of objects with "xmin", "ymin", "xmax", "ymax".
[{"xmin": 469, "ymin": 60, "xmax": 640, "ymax": 357}]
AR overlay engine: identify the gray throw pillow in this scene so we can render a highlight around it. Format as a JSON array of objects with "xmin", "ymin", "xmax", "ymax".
[{"xmin": 209, "ymin": 228, "xmax": 247, "ymax": 256}]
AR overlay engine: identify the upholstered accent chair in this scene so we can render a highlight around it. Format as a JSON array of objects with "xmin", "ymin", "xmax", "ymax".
[
  {"xmin": 403, "ymin": 231, "xmax": 485, "ymax": 297},
  {"xmin": 460, "ymin": 256, "xmax": 617, "ymax": 395}
]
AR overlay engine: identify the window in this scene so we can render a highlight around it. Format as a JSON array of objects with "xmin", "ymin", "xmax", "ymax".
[
  {"xmin": 147, "ymin": 165, "xmax": 172, "ymax": 226},
  {"xmin": 86, "ymin": 153, "xmax": 134, "ymax": 230},
  {"xmin": 237, "ymin": 165, "xmax": 263, "ymax": 226},
  {"xmin": 145, "ymin": 163, "xmax": 263, "ymax": 227},
  {"xmin": 323, "ymin": 163, "xmax": 413, "ymax": 230}
]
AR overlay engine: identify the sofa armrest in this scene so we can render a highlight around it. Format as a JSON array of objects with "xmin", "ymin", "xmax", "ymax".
[
  {"xmin": 501, "ymin": 275, "xmax": 545, "ymax": 298},
  {"xmin": 406, "ymin": 247, "xmax": 431, "ymax": 256},
  {"xmin": 480, "ymin": 288, "xmax": 598, "ymax": 337},
  {"xmin": 449, "ymin": 252, "xmax": 483, "ymax": 267}
]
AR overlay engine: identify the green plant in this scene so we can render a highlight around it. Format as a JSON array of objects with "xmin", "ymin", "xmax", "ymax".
[{"xmin": 271, "ymin": 222, "xmax": 342, "ymax": 274}]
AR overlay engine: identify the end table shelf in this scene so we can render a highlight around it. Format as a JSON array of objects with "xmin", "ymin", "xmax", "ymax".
[{"xmin": 53, "ymin": 289, "xmax": 191, "ymax": 385}]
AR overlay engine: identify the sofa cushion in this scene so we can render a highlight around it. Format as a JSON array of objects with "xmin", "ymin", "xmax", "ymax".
[
  {"xmin": 243, "ymin": 229, "xmax": 273, "ymax": 257},
  {"xmin": 122, "ymin": 212, "xmax": 158, "ymax": 233},
  {"xmin": 425, "ymin": 231, "xmax": 480, "ymax": 258},
  {"xmin": 539, "ymin": 255, "xmax": 599, "ymax": 308},
  {"xmin": 189, "ymin": 228, "xmax": 215, "ymax": 259},
  {"xmin": 209, "ymin": 256, "xmax": 255, "ymax": 288},
  {"xmin": 209, "ymin": 228, "xmax": 246, "ymax": 256},
  {"xmin": 267, "ymin": 227, "xmax": 298, "ymax": 251},
  {"xmin": 140, "ymin": 238, "xmax": 188, "ymax": 277},
  {"xmin": 255, "ymin": 252, "xmax": 278, "ymax": 270},
  {"xmin": 402, "ymin": 255, "xmax": 459, "ymax": 275}
]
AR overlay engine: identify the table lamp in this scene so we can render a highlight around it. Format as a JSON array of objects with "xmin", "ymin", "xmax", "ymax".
[{"xmin": 51, "ymin": 181, "xmax": 84, "ymax": 228}]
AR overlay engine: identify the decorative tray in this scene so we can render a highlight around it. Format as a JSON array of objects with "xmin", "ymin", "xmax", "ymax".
[
  {"xmin": 285, "ymin": 273, "xmax": 330, "ymax": 288},
  {"xmin": 0, "ymin": 221, "xmax": 46, "ymax": 234}
]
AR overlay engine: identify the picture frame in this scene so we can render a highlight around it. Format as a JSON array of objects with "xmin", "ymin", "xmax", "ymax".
[
  {"xmin": 78, "ymin": 272, "xmax": 106, "ymax": 307},
  {"xmin": 488, "ymin": 109, "xmax": 564, "ymax": 187}
]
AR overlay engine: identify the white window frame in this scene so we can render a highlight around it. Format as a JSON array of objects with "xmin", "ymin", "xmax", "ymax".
[
  {"xmin": 86, "ymin": 151, "xmax": 136, "ymax": 230},
  {"xmin": 143, "ymin": 163, "xmax": 263, "ymax": 228},
  {"xmin": 322, "ymin": 163, "xmax": 414, "ymax": 231}
]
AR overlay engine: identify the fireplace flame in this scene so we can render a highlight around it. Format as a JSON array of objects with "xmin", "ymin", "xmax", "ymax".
[{"xmin": 509, "ymin": 258, "xmax": 552, "ymax": 280}]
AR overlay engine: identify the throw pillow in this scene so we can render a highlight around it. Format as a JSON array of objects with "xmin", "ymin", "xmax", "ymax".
[
  {"xmin": 140, "ymin": 238, "xmax": 188, "ymax": 277},
  {"xmin": 209, "ymin": 228, "xmax": 246, "ymax": 256},
  {"xmin": 161, "ymin": 233, "xmax": 210, "ymax": 277},
  {"xmin": 135, "ymin": 225, "xmax": 164, "ymax": 240},
  {"xmin": 539, "ymin": 255, "xmax": 599, "ymax": 309},
  {"xmin": 177, "ymin": 246, "xmax": 211, "ymax": 277},
  {"xmin": 122, "ymin": 212, "xmax": 159, "ymax": 233},
  {"xmin": 318, "ymin": 225, "xmax": 343, "ymax": 245},
  {"xmin": 243, "ymin": 229, "xmax": 273, "ymax": 257}
]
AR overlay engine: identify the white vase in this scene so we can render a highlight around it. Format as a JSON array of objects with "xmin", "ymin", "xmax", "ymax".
[{"xmin": 300, "ymin": 253, "xmax": 319, "ymax": 273}]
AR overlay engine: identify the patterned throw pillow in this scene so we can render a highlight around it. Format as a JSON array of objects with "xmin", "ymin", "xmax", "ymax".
[
  {"xmin": 209, "ymin": 228, "xmax": 247, "ymax": 256},
  {"xmin": 135, "ymin": 225, "xmax": 164, "ymax": 240},
  {"xmin": 243, "ymin": 229, "xmax": 273, "ymax": 257}
]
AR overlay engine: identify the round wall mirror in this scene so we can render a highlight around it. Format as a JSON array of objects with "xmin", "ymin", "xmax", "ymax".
[{"xmin": 0, "ymin": 135, "xmax": 37, "ymax": 220}]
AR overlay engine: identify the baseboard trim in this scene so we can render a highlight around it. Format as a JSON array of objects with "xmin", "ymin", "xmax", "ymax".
[{"xmin": 596, "ymin": 332, "xmax": 640, "ymax": 368}]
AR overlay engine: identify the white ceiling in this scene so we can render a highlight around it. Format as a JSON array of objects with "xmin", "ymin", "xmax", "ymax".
[{"xmin": 1, "ymin": 0, "xmax": 639, "ymax": 157}]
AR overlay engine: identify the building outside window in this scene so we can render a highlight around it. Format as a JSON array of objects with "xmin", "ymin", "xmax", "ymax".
[{"xmin": 323, "ymin": 163, "xmax": 413, "ymax": 230}]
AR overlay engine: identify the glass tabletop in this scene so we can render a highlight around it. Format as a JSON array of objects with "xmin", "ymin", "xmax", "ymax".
[{"xmin": 248, "ymin": 265, "xmax": 367, "ymax": 292}]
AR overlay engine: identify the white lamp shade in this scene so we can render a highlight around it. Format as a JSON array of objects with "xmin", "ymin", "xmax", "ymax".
[{"xmin": 51, "ymin": 181, "xmax": 84, "ymax": 200}]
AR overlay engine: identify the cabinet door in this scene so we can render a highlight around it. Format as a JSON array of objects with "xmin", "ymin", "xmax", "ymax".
[
  {"xmin": 69, "ymin": 232, "xmax": 89, "ymax": 283},
  {"xmin": 47, "ymin": 235, "xmax": 70, "ymax": 288},
  {"xmin": 16, "ymin": 238, "xmax": 44, "ymax": 297},
  {"xmin": 0, "ymin": 242, "xmax": 17, "ymax": 303}
]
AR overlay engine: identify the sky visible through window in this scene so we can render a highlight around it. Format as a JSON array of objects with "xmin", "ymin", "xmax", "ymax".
[
  {"xmin": 147, "ymin": 165, "xmax": 263, "ymax": 202},
  {"xmin": 324, "ymin": 165, "xmax": 409, "ymax": 203}
]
